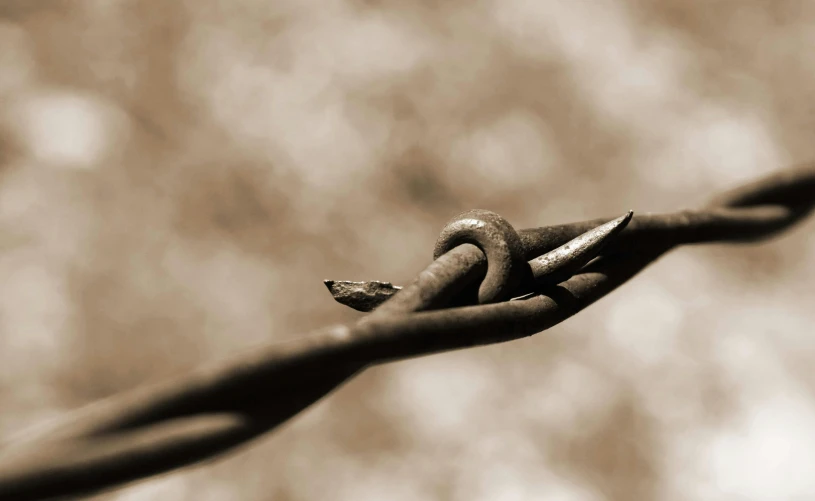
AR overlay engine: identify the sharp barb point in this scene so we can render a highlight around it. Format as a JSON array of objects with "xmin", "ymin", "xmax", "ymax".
[
  {"xmin": 529, "ymin": 210, "xmax": 632, "ymax": 285},
  {"xmin": 325, "ymin": 280, "xmax": 403, "ymax": 312}
]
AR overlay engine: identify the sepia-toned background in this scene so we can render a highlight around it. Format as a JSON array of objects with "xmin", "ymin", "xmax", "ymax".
[{"xmin": 1, "ymin": 1, "xmax": 815, "ymax": 499}]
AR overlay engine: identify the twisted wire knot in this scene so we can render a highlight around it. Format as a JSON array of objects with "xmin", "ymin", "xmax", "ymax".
[{"xmin": 433, "ymin": 209, "xmax": 532, "ymax": 304}]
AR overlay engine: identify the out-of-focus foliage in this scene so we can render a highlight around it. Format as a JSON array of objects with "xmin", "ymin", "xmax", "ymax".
[{"xmin": 1, "ymin": 1, "xmax": 814, "ymax": 499}]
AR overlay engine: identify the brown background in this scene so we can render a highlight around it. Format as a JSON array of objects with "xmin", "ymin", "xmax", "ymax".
[{"xmin": 1, "ymin": 1, "xmax": 815, "ymax": 499}]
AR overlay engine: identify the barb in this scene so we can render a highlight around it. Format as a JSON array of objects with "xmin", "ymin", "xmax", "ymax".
[
  {"xmin": 328, "ymin": 211, "xmax": 634, "ymax": 312},
  {"xmin": 1, "ymin": 165, "xmax": 814, "ymax": 501},
  {"xmin": 324, "ymin": 280, "xmax": 402, "ymax": 312},
  {"xmin": 331, "ymin": 205, "xmax": 811, "ymax": 310},
  {"xmin": 530, "ymin": 210, "xmax": 634, "ymax": 285}
]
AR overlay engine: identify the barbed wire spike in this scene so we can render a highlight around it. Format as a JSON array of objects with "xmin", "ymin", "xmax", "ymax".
[
  {"xmin": 323, "ymin": 280, "xmax": 402, "ymax": 312},
  {"xmin": 327, "ymin": 210, "xmax": 634, "ymax": 312},
  {"xmin": 531, "ymin": 210, "xmax": 633, "ymax": 285}
]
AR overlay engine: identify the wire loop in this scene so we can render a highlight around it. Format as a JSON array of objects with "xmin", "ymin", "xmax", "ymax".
[{"xmin": 433, "ymin": 209, "xmax": 532, "ymax": 304}]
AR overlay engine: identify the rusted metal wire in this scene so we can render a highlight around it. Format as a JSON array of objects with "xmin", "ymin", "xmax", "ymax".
[{"xmin": 1, "ymin": 165, "xmax": 814, "ymax": 500}]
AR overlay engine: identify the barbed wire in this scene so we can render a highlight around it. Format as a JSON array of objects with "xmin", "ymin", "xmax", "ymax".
[{"xmin": 0, "ymin": 165, "xmax": 814, "ymax": 500}]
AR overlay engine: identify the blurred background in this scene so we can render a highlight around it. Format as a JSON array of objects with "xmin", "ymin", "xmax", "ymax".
[{"xmin": 1, "ymin": 0, "xmax": 815, "ymax": 499}]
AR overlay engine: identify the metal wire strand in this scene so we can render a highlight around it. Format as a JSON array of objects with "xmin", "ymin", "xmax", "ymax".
[
  {"xmin": 1, "ymin": 164, "xmax": 814, "ymax": 500},
  {"xmin": 0, "ymin": 214, "xmax": 630, "ymax": 500},
  {"xmin": 334, "ymin": 166, "xmax": 815, "ymax": 311}
]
